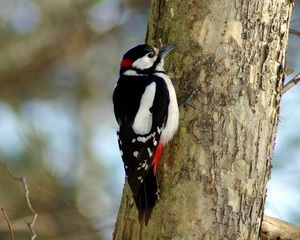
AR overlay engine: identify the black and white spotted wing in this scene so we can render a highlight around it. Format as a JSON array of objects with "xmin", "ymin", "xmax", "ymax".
[{"xmin": 113, "ymin": 74, "xmax": 169, "ymax": 221}]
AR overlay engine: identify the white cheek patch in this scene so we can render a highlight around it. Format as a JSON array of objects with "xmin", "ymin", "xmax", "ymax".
[
  {"xmin": 132, "ymin": 82, "xmax": 156, "ymax": 135},
  {"xmin": 132, "ymin": 55, "xmax": 157, "ymax": 70}
]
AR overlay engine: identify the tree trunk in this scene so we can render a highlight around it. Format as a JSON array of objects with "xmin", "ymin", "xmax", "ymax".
[{"xmin": 113, "ymin": 0, "xmax": 293, "ymax": 239}]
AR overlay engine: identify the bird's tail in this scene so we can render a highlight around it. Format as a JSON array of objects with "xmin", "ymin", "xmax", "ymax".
[{"xmin": 134, "ymin": 168, "xmax": 159, "ymax": 225}]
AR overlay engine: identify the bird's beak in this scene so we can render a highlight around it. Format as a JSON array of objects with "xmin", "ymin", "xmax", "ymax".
[{"xmin": 159, "ymin": 44, "xmax": 176, "ymax": 58}]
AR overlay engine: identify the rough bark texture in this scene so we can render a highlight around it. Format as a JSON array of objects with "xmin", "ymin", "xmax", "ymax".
[{"xmin": 113, "ymin": 0, "xmax": 293, "ymax": 239}]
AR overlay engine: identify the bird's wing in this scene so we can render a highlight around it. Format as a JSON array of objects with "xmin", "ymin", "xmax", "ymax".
[{"xmin": 113, "ymin": 75, "xmax": 169, "ymax": 194}]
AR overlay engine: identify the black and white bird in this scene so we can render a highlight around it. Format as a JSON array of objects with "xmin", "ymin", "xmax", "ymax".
[{"xmin": 113, "ymin": 44, "xmax": 179, "ymax": 224}]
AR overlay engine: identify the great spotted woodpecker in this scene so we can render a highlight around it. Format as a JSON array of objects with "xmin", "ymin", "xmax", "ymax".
[{"xmin": 113, "ymin": 44, "xmax": 179, "ymax": 224}]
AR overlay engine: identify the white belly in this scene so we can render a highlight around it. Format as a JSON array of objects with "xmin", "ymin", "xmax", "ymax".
[{"xmin": 155, "ymin": 72, "xmax": 179, "ymax": 144}]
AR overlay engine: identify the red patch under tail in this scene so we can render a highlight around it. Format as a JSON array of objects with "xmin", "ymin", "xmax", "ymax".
[{"xmin": 152, "ymin": 144, "xmax": 163, "ymax": 175}]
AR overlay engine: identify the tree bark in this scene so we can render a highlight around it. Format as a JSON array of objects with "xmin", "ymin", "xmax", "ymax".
[{"xmin": 113, "ymin": 0, "xmax": 293, "ymax": 239}]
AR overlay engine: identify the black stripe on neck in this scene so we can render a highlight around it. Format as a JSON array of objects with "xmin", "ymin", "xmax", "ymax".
[{"xmin": 120, "ymin": 67, "xmax": 165, "ymax": 76}]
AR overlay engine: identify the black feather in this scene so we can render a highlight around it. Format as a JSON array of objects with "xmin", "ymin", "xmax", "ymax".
[{"xmin": 135, "ymin": 167, "xmax": 159, "ymax": 225}]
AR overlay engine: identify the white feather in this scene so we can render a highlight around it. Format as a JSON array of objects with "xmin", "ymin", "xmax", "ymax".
[
  {"xmin": 155, "ymin": 72, "xmax": 179, "ymax": 144},
  {"xmin": 132, "ymin": 82, "xmax": 156, "ymax": 135}
]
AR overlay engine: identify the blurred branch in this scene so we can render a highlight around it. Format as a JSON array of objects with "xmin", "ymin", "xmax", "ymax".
[
  {"xmin": 284, "ymin": 67, "xmax": 294, "ymax": 76},
  {"xmin": 0, "ymin": 0, "xmax": 97, "ymax": 102},
  {"xmin": 282, "ymin": 72, "xmax": 300, "ymax": 94},
  {"xmin": 0, "ymin": 162, "xmax": 38, "ymax": 240},
  {"xmin": 289, "ymin": 28, "xmax": 300, "ymax": 36},
  {"xmin": 0, "ymin": 205, "xmax": 15, "ymax": 240},
  {"xmin": 28, "ymin": 181, "xmax": 78, "ymax": 210},
  {"xmin": 0, "ymin": 0, "xmax": 129, "ymax": 102},
  {"xmin": 0, "ymin": 23, "xmax": 93, "ymax": 102},
  {"xmin": 0, "ymin": 210, "xmax": 101, "ymax": 239},
  {"xmin": 261, "ymin": 215, "xmax": 300, "ymax": 240}
]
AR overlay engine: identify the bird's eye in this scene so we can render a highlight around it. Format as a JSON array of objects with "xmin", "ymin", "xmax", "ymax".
[{"xmin": 147, "ymin": 52, "xmax": 155, "ymax": 58}]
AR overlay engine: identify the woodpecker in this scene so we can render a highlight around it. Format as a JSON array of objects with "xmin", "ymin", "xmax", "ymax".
[{"xmin": 113, "ymin": 44, "xmax": 179, "ymax": 224}]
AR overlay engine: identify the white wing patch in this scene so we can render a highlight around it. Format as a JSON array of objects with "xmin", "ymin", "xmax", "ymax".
[{"xmin": 132, "ymin": 82, "xmax": 156, "ymax": 135}]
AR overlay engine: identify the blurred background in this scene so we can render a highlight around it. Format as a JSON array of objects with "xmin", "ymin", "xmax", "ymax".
[{"xmin": 0, "ymin": 0, "xmax": 299, "ymax": 239}]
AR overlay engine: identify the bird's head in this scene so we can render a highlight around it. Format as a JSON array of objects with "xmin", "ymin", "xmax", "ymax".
[{"xmin": 120, "ymin": 44, "xmax": 176, "ymax": 75}]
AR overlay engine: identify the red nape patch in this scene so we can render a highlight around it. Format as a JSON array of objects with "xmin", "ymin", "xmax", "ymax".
[
  {"xmin": 152, "ymin": 144, "xmax": 163, "ymax": 175},
  {"xmin": 120, "ymin": 59, "xmax": 133, "ymax": 68}
]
